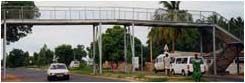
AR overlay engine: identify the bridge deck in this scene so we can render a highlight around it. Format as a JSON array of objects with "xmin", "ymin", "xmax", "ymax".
[{"xmin": 4, "ymin": 19, "xmax": 213, "ymax": 28}]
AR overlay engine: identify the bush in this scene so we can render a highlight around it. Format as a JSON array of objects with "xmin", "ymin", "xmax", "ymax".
[{"xmin": 70, "ymin": 62, "xmax": 93, "ymax": 74}]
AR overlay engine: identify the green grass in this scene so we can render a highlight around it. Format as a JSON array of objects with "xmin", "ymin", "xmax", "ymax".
[
  {"xmin": 135, "ymin": 73, "xmax": 145, "ymax": 79},
  {"xmin": 70, "ymin": 63, "xmax": 93, "ymax": 75},
  {"xmin": 147, "ymin": 78, "xmax": 169, "ymax": 82}
]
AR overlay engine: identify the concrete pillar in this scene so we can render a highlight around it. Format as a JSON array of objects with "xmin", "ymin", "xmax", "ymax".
[
  {"xmin": 131, "ymin": 23, "xmax": 135, "ymax": 72},
  {"xmin": 213, "ymin": 26, "xmax": 217, "ymax": 75},
  {"xmin": 200, "ymin": 30, "xmax": 203, "ymax": 56},
  {"xmin": 93, "ymin": 25, "xmax": 96, "ymax": 74},
  {"xmin": 3, "ymin": 20, "xmax": 7, "ymax": 79},
  {"xmin": 124, "ymin": 25, "xmax": 128, "ymax": 73},
  {"xmin": 99, "ymin": 23, "xmax": 102, "ymax": 74}
]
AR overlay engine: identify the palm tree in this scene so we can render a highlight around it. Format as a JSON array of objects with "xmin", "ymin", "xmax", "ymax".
[
  {"xmin": 229, "ymin": 17, "xmax": 244, "ymax": 41},
  {"xmin": 148, "ymin": 1, "xmax": 192, "ymax": 53}
]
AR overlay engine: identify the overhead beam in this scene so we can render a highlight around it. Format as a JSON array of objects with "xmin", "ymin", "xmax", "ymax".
[{"xmin": 3, "ymin": 19, "xmax": 213, "ymax": 28}]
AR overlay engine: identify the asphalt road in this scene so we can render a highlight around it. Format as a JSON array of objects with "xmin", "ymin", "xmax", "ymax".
[{"xmin": 3, "ymin": 68, "xmax": 128, "ymax": 82}]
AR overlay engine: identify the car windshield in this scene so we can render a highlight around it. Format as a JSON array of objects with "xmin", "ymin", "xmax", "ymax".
[
  {"xmin": 190, "ymin": 58, "xmax": 204, "ymax": 64},
  {"xmin": 50, "ymin": 64, "xmax": 67, "ymax": 69}
]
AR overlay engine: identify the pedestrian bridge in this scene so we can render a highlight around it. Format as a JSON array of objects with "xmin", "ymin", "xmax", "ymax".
[
  {"xmin": 1, "ymin": 6, "xmax": 243, "ymax": 75},
  {"xmin": 2, "ymin": 6, "xmax": 242, "ymax": 42}
]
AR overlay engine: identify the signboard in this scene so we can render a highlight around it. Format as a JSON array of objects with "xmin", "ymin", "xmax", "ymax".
[{"xmin": 133, "ymin": 57, "xmax": 139, "ymax": 69}]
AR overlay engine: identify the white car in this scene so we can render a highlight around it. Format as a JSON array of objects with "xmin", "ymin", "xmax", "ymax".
[
  {"xmin": 153, "ymin": 52, "xmax": 177, "ymax": 73},
  {"xmin": 47, "ymin": 63, "xmax": 70, "ymax": 81},
  {"xmin": 171, "ymin": 56, "xmax": 207, "ymax": 76},
  {"xmin": 69, "ymin": 60, "xmax": 80, "ymax": 68}
]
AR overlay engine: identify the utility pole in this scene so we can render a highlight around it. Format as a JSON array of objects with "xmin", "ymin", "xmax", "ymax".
[
  {"xmin": 200, "ymin": 29, "xmax": 203, "ymax": 56},
  {"xmin": 141, "ymin": 45, "xmax": 143, "ymax": 72},
  {"xmin": 3, "ymin": 10, "xmax": 7, "ymax": 79},
  {"xmin": 99, "ymin": 23, "xmax": 102, "ymax": 74},
  {"xmin": 124, "ymin": 25, "xmax": 128, "ymax": 73},
  {"xmin": 131, "ymin": 23, "xmax": 135, "ymax": 72},
  {"xmin": 213, "ymin": 26, "xmax": 217, "ymax": 75},
  {"xmin": 93, "ymin": 25, "xmax": 96, "ymax": 74}
]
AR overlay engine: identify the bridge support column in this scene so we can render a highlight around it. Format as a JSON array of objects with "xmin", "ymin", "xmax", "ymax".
[
  {"xmin": 98, "ymin": 23, "xmax": 102, "ymax": 74},
  {"xmin": 131, "ymin": 23, "xmax": 135, "ymax": 72},
  {"xmin": 213, "ymin": 26, "xmax": 217, "ymax": 75},
  {"xmin": 3, "ymin": 20, "xmax": 7, "ymax": 79},
  {"xmin": 124, "ymin": 25, "xmax": 128, "ymax": 73},
  {"xmin": 92, "ymin": 25, "xmax": 97, "ymax": 74},
  {"xmin": 200, "ymin": 30, "xmax": 203, "ymax": 57}
]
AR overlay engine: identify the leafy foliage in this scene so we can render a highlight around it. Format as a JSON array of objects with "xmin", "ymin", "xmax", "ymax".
[
  {"xmin": 7, "ymin": 49, "xmax": 30, "ymax": 67},
  {"xmin": 1, "ymin": 1, "xmax": 40, "ymax": 44},
  {"xmin": 73, "ymin": 45, "xmax": 87, "ymax": 60},
  {"xmin": 54, "ymin": 44, "xmax": 87, "ymax": 65},
  {"xmin": 88, "ymin": 25, "xmax": 145, "ymax": 63},
  {"xmin": 32, "ymin": 44, "xmax": 54, "ymax": 66},
  {"xmin": 147, "ymin": 1, "xmax": 199, "ymax": 59}
]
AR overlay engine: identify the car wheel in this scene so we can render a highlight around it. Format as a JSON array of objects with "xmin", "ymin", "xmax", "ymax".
[
  {"xmin": 154, "ymin": 68, "xmax": 158, "ymax": 73},
  {"xmin": 65, "ymin": 75, "xmax": 70, "ymax": 80},
  {"xmin": 171, "ymin": 69, "xmax": 175, "ymax": 75},
  {"xmin": 47, "ymin": 76, "xmax": 52, "ymax": 81},
  {"xmin": 181, "ymin": 70, "xmax": 186, "ymax": 76}
]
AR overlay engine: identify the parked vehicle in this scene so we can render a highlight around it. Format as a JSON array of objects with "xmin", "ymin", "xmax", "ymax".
[
  {"xmin": 226, "ymin": 57, "xmax": 244, "ymax": 74},
  {"xmin": 47, "ymin": 63, "xmax": 70, "ymax": 81},
  {"xmin": 153, "ymin": 52, "xmax": 176, "ymax": 73},
  {"xmin": 69, "ymin": 60, "xmax": 80, "ymax": 68},
  {"xmin": 171, "ymin": 56, "xmax": 207, "ymax": 76}
]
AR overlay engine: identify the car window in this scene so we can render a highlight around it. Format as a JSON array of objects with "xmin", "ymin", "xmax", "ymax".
[
  {"xmin": 176, "ymin": 58, "xmax": 188, "ymax": 64},
  {"xmin": 176, "ymin": 58, "xmax": 182, "ymax": 64},
  {"xmin": 155, "ymin": 59, "xmax": 158, "ymax": 63},
  {"xmin": 190, "ymin": 58, "xmax": 204, "ymax": 64},
  {"xmin": 50, "ymin": 64, "xmax": 67, "ymax": 69},
  {"xmin": 182, "ymin": 58, "xmax": 188, "ymax": 64},
  {"xmin": 159, "ymin": 57, "xmax": 163, "ymax": 62},
  {"xmin": 74, "ymin": 62, "xmax": 79, "ymax": 64},
  {"xmin": 170, "ymin": 57, "xmax": 175, "ymax": 63}
]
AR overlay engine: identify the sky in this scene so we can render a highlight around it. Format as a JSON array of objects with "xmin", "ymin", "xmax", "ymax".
[{"xmin": 2, "ymin": 1, "xmax": 244, "ymax": 57}]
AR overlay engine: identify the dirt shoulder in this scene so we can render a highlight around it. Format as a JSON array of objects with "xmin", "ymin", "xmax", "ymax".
[{"xmin": 1, "ymin": 74, "xmax": 21, "ymax": 82}]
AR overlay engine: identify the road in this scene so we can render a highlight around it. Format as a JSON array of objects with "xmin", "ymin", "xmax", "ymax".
[
  {"xmin": 2, "ymin": 68, "xmax": 128, "ymax": 82},
  {"xmin": 203, "ymin": 74, "xmax": 244, "ymax": 82}
]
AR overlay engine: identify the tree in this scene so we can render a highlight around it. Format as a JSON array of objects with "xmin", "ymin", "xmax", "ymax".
[
  {"xmin": 33, "ymin": 52, "xmax": 39, "ymax": 65},
  {"xmin": 148, "ymin": 1, "xmax": 196, "ymax": 58},
  {"xmin": 229, "ymin": 17, "xmax": 244, "ymax": 41},
  {"xmin": 55, "ymin": 44, "xmax": 74, "ymax": 65},
  {"xmin": 202, "ymin": 15, "xmax": 244, "ymax": 52},
  {"xmin": 7, "ymin": 49, "xmax": 29, "ymax": 67},
  {"xmin": 150, "ymin": 1, "xmax": 193, "ymax": 52},
  {"xmin": 147, "ymin": 1, "xmax": 204, "ymax": 60},
  {"xmin": 73, "ymin": 44, "xmax": 87, "ymax": 60},
  {"xmin": 159, "ymin": 1, "xmax": 180, "ymax": 10},
  {"xmin": 88, "ymin": 25, "xmax": 144, "ymax": 64},
  {"xmin": 1, "ymin": 1, "xmax": 40, "ymax": 44},
  {"xmin": 33, "ymin": 44, "xmax": 54, "ymax": 66}
]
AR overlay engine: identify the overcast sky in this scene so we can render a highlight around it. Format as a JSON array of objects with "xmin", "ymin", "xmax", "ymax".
[{"xmin": 2, "ymin": 1, "xmax": 244, "ymax": 57}]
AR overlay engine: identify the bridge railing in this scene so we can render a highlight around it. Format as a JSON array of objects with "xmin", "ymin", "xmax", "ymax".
[
  {"xmin": 1, "ymin": 6, "xmax": 242, "ymax": 41},
  {"xmin": 2, "ymin": 6, "xmax": 212, "ymax": 23},
  {"xmin": 213, "ymin": 12, "xmax": 243, "ymax": 41}
]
